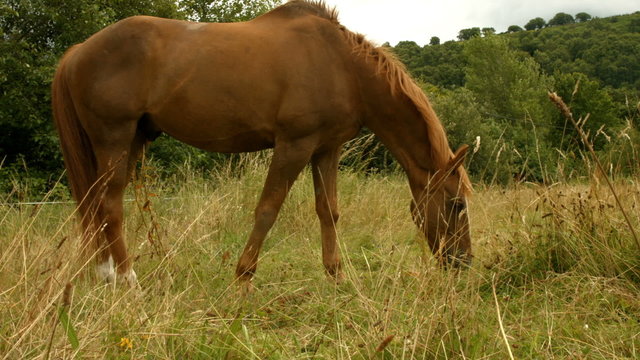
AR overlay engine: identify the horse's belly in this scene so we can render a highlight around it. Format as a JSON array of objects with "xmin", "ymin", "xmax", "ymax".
[
  {"xmin": 179, "ymin": 130, "xmax": 274, "ymax": 153},
  {"xmin": 158, "ymin": 119, "xmax": 275, "ymax": 153}
]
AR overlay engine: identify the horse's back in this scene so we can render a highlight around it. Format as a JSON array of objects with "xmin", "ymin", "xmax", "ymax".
[{"xmin": 63, "ymin": 9, "xmax": 361, "ymax": 152}]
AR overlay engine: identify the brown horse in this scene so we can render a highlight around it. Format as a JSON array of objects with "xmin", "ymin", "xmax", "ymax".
[{"xmin": 52, "ymin": 0, "xmax": 472, "ymax": 286}]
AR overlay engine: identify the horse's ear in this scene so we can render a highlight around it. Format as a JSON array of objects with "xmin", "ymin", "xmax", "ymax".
[{"xmin": 447, "ymin": 145, "xmax": 469, "ymax": 172}]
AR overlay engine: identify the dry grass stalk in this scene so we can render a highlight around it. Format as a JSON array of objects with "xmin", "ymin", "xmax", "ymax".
[
  {"xmin": 548, "ymin": 92, "xmax": 640, "ymax": 253},
  {"xmin": 492, "ymin": 274, "xmax": 514, "ymax": 360}
]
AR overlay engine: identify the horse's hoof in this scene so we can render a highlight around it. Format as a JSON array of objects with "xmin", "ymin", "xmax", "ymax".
[
  {"xmin": 237, "ymin": 277, "xmax": 255, "ymax": 296},
  {"xmin": 324, "ymin": 264, "xmax": 344, "ymax": 284},
  {"xmin": 116, "ymin": 269, "xmax": 139, "ymax": 288},
  {"xmin": 327, "ymin": 270, "xmax": 345, "ymax": 284}
]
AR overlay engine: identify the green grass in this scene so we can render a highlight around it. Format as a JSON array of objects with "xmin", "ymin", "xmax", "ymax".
[{"xmin": 1, "ymin": 157, "xmax": 640, "ymax": 359}]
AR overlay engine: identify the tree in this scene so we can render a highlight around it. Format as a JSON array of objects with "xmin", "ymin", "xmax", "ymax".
[
  {"xmin": 180, "ymin": 0, "xmax": 281, "ymax": 22},
  {"xmin": 393, "ymin": 41, "xmax": 422, "ymax": 75},
  {"xmin": 525, "ymin": 17, "xmax": 546, "ymax": 30},
  {"xmin": 464, "ymin": 36, "xmax": 552, "ymax": 122},
  {"xmin": 507, "ymin": 25, "xmax": 523, "ymax": 33},
  {"xmin": 415, "ymin": 40, "xmax": 466, "ymax": 88},
  {"xmin": 550, "ymin": 72, "xmax": 621, "ymax": 151},
  {"xmin": 548, "ymin": 12, "xmax": 575, "ymax": 26},
  {"xmin": 464, "ymin": 36, "xmax": 555, "ymax": 180},
  {"xmin": 482, "ymin": 27, "xmax": 496, "ymax": 36},
  {"xmin": 430, "ymin": 87, "xmax": 508, "ymax": 183},
  {"xmin": 630, "ymin": 17, "xmax": 640, "ymax": 33},
  {"xmin": 575, "ymin": 12, "xmax": 592, "ymax": 23},
  {"xmin": 457, "ymin": 27, "xmax": 481, "ymax": 41},
  {"xmin": 429, "ymin": 36, "xmax": 440, "ymax": 45}
]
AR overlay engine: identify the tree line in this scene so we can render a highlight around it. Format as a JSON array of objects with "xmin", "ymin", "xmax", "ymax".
[{"xmin": 1, "ymin": 1, "xmax": 639, "ymax": 198}]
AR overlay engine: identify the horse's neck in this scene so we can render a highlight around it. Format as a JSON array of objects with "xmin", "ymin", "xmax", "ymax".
[{"xmin": 361, "ymin": 89, "xmax": 435, "ymax": 195}]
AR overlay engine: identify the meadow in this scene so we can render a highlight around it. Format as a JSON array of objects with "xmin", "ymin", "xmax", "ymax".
[{"xmin": 1, "ymin": 151, "xmax": 639, "ymax": 359}]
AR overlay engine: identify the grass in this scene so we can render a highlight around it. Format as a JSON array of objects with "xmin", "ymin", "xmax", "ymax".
[{"xmin": 1, "ymin": 154, "xmax": 640, "ymax": 359}]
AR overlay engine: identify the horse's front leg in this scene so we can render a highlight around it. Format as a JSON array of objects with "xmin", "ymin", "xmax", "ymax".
[
  {"xmin": 235, "ymin": 140, "xmax": 314, "ymax": 283},
  {"xmin": 311, "ymin": 148, "xmax": 343, "ymax": 281}
]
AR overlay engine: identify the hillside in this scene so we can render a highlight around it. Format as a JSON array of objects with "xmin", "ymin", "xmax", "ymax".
[{"xmin": 392, "ymin": 12, "xmax": 640, "ymax": 91}]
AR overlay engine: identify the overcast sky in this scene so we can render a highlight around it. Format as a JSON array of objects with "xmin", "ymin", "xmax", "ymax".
[{"xmin": 322, "ymin": 0, "xmax": 640, "ymax": 46}]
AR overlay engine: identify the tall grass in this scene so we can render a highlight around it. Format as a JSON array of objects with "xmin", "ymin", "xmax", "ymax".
[{"xmin": 2, "ymin": 142, "xmax": 640, "ymax": 358}]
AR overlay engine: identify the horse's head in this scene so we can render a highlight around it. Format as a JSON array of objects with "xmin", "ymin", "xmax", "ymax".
[{"xmin": 411, "ymin": 145, "xmax": 472, "ymax": 268}]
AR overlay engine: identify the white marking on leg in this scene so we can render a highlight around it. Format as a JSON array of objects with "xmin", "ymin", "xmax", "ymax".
[{"xmin": 96, "ymin": 256, "xmax": 115, "ymax": 283}]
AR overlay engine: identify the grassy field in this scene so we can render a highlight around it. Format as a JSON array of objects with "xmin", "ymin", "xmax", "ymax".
[{"xmin": 1, "ymin": 155, "xmax": 639, "ymax": 359}]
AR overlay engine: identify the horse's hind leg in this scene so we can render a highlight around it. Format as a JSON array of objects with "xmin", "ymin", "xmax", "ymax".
[
  {"xmin": 311, "ymin": 148, "xmax": 343, "ymax": 281},
  {"xmin": 235, "ymin": 140, "xmax": 315, "ymax": 282},
  {"xmin": 92, "ymin": 122, "xmax": 144, "ymax": 286}
]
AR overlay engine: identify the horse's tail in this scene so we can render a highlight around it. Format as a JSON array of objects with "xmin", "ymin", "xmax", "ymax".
[{"xmin": 51, "ymin": 45, "xmax": 99, "ymax": 234}]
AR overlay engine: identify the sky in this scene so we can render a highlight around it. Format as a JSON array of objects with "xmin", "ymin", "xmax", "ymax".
[{"xmin": 322, "ymin": 0, "xmax": 640, "ymax": 46}]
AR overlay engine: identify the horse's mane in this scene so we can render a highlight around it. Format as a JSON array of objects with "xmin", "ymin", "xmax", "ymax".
[{"xmin": 279, "ymin": 0, "xmax": 339, "ymax": 21}]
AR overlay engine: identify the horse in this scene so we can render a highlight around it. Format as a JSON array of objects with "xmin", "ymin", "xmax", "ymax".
[{"xmin": 51, "ymin": 0, "xmax": 473, "ymax": 286}]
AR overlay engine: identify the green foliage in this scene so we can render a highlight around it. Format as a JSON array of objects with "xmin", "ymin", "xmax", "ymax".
[
  {"xmin": 180, "ymin": 0, "xmax": 280, "ymax": 22},
  {"xmin": 458, "ymin": 27, "xmax": 481, "ymax": 41},
  {"xmin": 146, "ymin": 136, "xmax": 233, "ymax": 178},
  {"xmin": 429, "ymin": 36, "xmax": 440, "ymax": 46},
  {"xmin": 524, "ymin": 17, "xmax": 546, "ymax": 30},
  {"xmin": 464, "ymin": 36, "xmax": 556, "ymax": 181},
  {"xmin": 392, "ymin": 40, "xmax": 422, "ymax": 73},
  {"xmin": 0, "ymin": 38, "xmax": 60, "ymax": 179},
  {"xmin": 507, "ymin": 25, "xmax": 523, "ymax": 33},
  {"xmin": 58, "ymin": 306, "xmax": 79, "ymax": 350},
  {"xmin": 630, "ymin": 17, "xmax": 640, "ymax": 32},
  {"xmin": 510, "ymin": 13, "xmax": 640, "ymax": 89},
  {"xmin": 412, "ymin": 40, "xmax": 466, "ymax": 88},
  {"xmin": 429, "ymin": 87, "xmax": 509, "ymax": 183},
  {"xmin": 575, "ymin": 12, "xmax": 592, "ymax": 23},
  {"xmin": 550, "ymin": 72, "xmax": 621, "ymax": 152},
  {"xmin": 464, "ymin": 37, "xmax": 552, "ymax": 122},
  {"xmin": 481, "ymin": 27, "xmax": 495, "ymax": 36},
  {"xmin": 548, "ymin": 12, "xmax": 575, "ymax": 27}
]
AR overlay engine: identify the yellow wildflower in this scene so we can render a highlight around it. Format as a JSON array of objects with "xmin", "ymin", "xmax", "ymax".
[{"xmin": 119, "ymin": 337, "xmax": 133, "ymax": 350}]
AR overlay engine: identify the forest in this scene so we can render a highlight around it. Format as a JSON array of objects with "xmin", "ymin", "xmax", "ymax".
[{"xmin": 1, "ymin": 0, "xmax": 639, "ymax": 197}]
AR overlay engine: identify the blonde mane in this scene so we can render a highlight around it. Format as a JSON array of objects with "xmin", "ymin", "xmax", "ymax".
[{"xmin": 284, "ymin": 1, "xmax": 471, "ymax": 193}]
